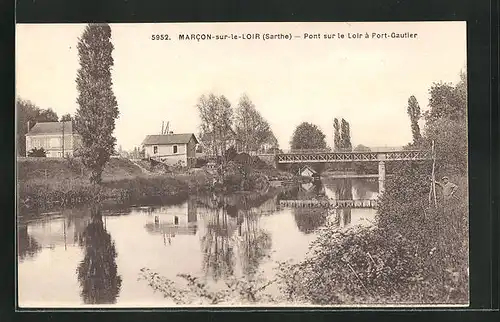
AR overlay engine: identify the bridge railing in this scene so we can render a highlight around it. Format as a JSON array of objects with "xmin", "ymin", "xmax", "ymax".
[
  {"xmin": 278, "ymin": 148, "xmax": 430, "ymax": 155},
  {"xmin": 281, "ymin": 148, "xmax": 333, "ymax": 154}
]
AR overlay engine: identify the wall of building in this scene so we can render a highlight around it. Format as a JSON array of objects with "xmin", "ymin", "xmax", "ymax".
[
  {"xmin": 144, "ymin": 143, "xmax": 188, "ymax": 166},
  {"xmin": 25, "ymin": 134, "xmax": 80, "ymax": 157}
]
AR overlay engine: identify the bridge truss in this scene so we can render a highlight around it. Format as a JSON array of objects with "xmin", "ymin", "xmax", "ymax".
[{"xmin": 276, "ymin": 150, "xmax": 432, "ymax": 164}]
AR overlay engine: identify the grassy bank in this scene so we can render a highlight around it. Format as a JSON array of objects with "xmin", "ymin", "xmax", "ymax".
[
  {"xmin": 17, "ymin": 157, "xmax": 292, "ymax": 215},
  {"xmin": 17, "ymin": 157, "xmax": 214, "ymax": 214}
]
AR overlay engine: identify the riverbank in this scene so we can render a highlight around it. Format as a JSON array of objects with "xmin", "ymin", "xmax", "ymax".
[
  {"xmin": 17, "ymin": 157, "xmax": 295, "ymax": 215},
  {"xmin": 276, "ymin": 168, "xmax": 469, "ymax": 305}
]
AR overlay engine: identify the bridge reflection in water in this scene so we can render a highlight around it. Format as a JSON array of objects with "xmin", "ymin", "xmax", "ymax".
[{"xmin": 277, "ymin": 177, "xmax": 378, "ymax": 231}]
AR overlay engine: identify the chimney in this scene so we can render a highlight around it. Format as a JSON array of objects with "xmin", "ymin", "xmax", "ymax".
[{"xmin": 27, "ymin": 121, "xmax": 31, "ymax": 132}]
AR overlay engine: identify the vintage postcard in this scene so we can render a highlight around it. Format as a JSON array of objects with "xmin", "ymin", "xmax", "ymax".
[{"xmin": 16, "ymin": 22, "xmax": 468, "ymax": 308}]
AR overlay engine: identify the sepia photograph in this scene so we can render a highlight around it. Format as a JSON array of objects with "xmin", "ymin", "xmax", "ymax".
[{"xmin": 16, "ymin": 22, "xmax": 468, "ymax": 308}]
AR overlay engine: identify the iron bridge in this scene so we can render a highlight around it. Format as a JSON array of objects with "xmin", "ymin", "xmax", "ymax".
[{"xmin": 276, "ymin": 150, "xmax": 432, "ymax": 164}]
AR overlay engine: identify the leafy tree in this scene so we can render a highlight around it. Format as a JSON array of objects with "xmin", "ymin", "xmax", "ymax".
[
  {"xmin": 197, "ymin": 93, "xmax": 234, "ymax": 160},
  {"xmin": 290, "ymin": 122, "xmax": 326, "ymax": 150},
  {"xmin": 333, "ymin": 118, "xmax": 341, "ymax": 151},
  {"xmin": 353, "ymin": 144, "xmax": 371, "ymax": 152},
  {"xmin": 60, "ymin": 114, "xmax": 73, "ymax": 122},
  {"xmin": 407, "ymin": 96, "xmax": 422, "ymax": 146},
  {"xmin": 16, "ymin": 98, "xmax": 59, "ymax": 156},
  {"xmin": 423, "ymin": 70, "xmax": 467, "ymax": 174},
  {"xmin": 38, "ymin": 108, "xmax": 59, "ymax": 123},
  {"xmin": 234, "ymin": 94, "xmax": 273, "ymax": 153},
  {"xmin": 74, "ymin": 24, "xmax": 119, "ymax": 184},
  {"xmin": 262, "ymin": 131, "xmax": 279, "ymax": 153},
  {"xmin": 340, "ymin": 119, "xmax": 352, "ymax": 151},
  {"xmin": 424, "ymin": 72, "xmax": 467, "ymax": 128}
]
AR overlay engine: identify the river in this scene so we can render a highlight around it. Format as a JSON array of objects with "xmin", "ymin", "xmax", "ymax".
[{"xmin": 17, "ymin": 178, "xmax": 379, "ymax": 307}]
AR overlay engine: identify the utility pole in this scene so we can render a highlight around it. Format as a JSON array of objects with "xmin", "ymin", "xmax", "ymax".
[{"xmin": 62, "ymin": 120, "xmax": 65, "ymax": 158}]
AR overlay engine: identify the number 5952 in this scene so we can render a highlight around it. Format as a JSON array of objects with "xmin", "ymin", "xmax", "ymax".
[{"xmin": 151, "ymin": 34, "xmax": 170, "ymax": 40}]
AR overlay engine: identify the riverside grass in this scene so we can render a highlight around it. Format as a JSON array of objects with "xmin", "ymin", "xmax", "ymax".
[
  {"xmin": 17, "ymin": 157, "xmax": 211, "ymax": 214},
  {"xmin": 18, "ymin": 174, "xmax": 200, "ymax": 214},
  {"xmin": 17, "ymin": 157, "xmax": 278, "ymax": 215}
]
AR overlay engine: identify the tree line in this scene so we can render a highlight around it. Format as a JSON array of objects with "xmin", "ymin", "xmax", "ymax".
[{"xmin": 196, "ymin": 93, "xmax": 278, "ymax": 161}]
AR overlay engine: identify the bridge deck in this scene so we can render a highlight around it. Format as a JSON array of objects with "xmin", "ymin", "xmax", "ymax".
[
  {"xmin": 276, "ymin": 150, "xmax": 431, "ymax": 163},
  {"xmin": 279, "ymin": 199, "xmax": 378, "ymax": 209}
]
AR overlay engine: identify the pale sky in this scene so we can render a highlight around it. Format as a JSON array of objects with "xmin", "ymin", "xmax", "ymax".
[{"xmin": 16, "ymin": 22, "xmax": 466, "ymax": 151}]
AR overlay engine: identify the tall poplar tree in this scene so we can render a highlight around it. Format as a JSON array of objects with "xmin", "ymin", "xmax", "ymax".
[
  {"xmin": 407, "ymin": 95, "xmax": 422, "ymax": 145},
  {"xmin": 333, "ymin": 118, "xmax": 341, "ymax": 151},
  {"xmin": 340, "ymin": 118, "xmax": 352, "ymax": 151},
  {"xmin": 74, "ymin": 24, "xmax": 119, "ymax": 184}
]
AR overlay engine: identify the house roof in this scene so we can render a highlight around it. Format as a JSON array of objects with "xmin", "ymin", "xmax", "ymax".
[
  {"xmin": 142, "ymin": 133, "xmax": 198, "ymax": 145},
  {"xmin": 26, "ymin": 121, "xmax": 74, "ymax": 136},
  {"xmin": 300, "ymin": 165, "xmax": 317, "ymax": 174}
]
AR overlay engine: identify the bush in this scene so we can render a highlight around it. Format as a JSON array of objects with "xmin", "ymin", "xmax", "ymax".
[
  {"xmin": 195, "ymin": 157, "xmax": 208, "ymax": 168},
  {"xmin": 27, "ymin": 147, "xmax": 46, "ymax": 157},
  {"xmin": 225, "ymin": 146, "xmax": 238, "ymax": 161}
]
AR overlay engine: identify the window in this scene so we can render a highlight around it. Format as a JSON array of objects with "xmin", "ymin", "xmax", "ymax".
[
  {"xmin": 174, "ymin": 216, "xmax": 179, "ymax": 225},
  {"xmin": 173, "ymin": 145, "xmax": 178, "ymax": 154},
  {"xmin": 50, "ymin": 137, "xmax": 60, "ymax": 148},
  {"xmin": 153, "ymin": 146, "xmax": 158, "ymax": 154}
]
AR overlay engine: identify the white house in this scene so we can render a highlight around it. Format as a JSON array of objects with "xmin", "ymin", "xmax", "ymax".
[
  {"xmin": 142, "ymin": 133, "xmax": 198, "ymax": 168},
  {"xmin": 25, "ymin": 121, "xmax": 81, "ymax": 158}
]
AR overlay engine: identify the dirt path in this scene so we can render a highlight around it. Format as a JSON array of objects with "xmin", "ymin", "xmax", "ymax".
[{"xmin": 130, "ymin": 159, "xmax": 152, "ymax": 175}]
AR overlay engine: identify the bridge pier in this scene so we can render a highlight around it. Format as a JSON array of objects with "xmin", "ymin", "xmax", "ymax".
[{"xmin": 378, "ymin": 161, "xmax": 386, "ymax": 194}]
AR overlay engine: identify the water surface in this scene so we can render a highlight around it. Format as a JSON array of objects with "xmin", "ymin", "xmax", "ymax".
[{"xmin": 18, "ymin": 178, "xmax": 378, "ymax": 307}]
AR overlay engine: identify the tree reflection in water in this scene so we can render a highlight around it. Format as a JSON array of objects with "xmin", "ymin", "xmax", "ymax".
[
  {"xmin": 333, "ymin": 179, "xmax": 352, "ymax": 228},
  {"xmin": 293, "ymin": 208, "xmax": 328, "ymax": 234},
  {"xmin": 237, "ymin": 196, "xmax": 272, "ymax": 277},
  {"xmin": 76, "ymin": 206, "xmax": 122, "ymax": 304},
  {"xmin": 199, "ymin": 193, "xmax": 274, "ymax": 281},
  {"xmin": 17, "ymin": 225, "xmax": 41, "ymax": 261},
  {"xmin": 200, "ymin": 195, "xmax": 236, "ymax": 281}
]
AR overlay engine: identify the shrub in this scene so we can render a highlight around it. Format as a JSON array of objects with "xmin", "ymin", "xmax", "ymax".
[
  {"xmin": 27, "ymin": 147, "xmax": 46, "ymax": 157},
  {"xmin": 195, "ymin": 157, "xmax": 208, "ymax": 168},
  {"xmin": 225, "ymin": 146, "xmax": 238, "ymax": 161}
]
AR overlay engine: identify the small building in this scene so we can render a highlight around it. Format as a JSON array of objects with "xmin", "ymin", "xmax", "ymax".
[
  {"xmin": 25, "ymin": 121, "xmax": 81, "ymax": 158},
  {"xmin": 299, "ymin": 165, "xmax": 317, "ymax": 177},
  {"xmin": 142, "ymin": 133, "xmax": 198, "ymax": 168}
]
